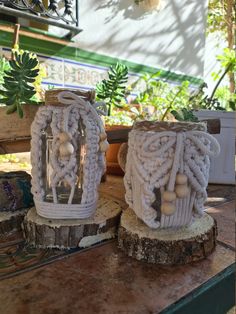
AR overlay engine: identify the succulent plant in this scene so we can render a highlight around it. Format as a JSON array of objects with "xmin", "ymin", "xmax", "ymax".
[
  {"xmin": 96, "ymin": 62, "xmax": 128, "ymax": 116},
  {"xmin": 0, "ymin": 50, "xmax": 39, "ymax": 118}
]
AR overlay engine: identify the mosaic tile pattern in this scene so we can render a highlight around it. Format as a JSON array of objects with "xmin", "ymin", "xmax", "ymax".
[
  {"xmin": 1, "ymin": 47, "xmax": 140, "ymax": 95},
  {"xmin": 38, "ymin": 54, "xmax": 64, "ymax": 88},
  {"xmin": 64, "ymin": 60, "xmax": 107, "ymax": 89}
]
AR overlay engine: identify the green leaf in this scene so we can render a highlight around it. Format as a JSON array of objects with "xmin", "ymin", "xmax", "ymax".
[
  {"xmin": 4, "ymin": 76, "xmax": 15, "ymax": 82},
  {"xmin": 25, "ymin": 77, "xmax": 36, "ymax": 83},
  {"xmin": 0, "ymin": 90, "xmax": 6, "ymax": 96},
  {"xmin": 26, "ymin": 69, "xmax": 39, "ymax": 77},
  {"xmin": 0, "ymin": 97, "xmax": 8, "ymax": 104},
  {"xmin": 171, "ymin": 110, "xmax": 184, "ymax": 121},
  {"xmin": 17, "ymin": 104, "xmax": 24, "ymax": 118},
  {"xmin": 5, "ymin": 94, "xmax": 17, "ymax": 105},
  {"xmin": 22, "ymin": 51, "xmax": 30, "ymax": 65},
  {"xmin": 6, "ymin": 104, "xmax": 17, "ymax": 114},
  {"xmin": 9, "ymin": 60, "xmax": 21, "ymax": 71},
  {"xmin": 28, "ymin": 58, "xmax": 39, "ymax": 68},
  {"xmin": 13, "ymin": 51, "xmax": 19, "ymax": 62},
  {"xmin": 0, "ymin": 48, "xmax": 41, "ymax": 113}
]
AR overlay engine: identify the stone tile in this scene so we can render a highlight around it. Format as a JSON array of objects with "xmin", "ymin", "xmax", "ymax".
[
  {"xmin": 100, "ymin": 179, "xmax": 235, "ymax": 211},
  {"xmin": 0, "ymin": 242, "xmax": 234, "ymax": 314},
  {"xmin": 99, "ymin": 175, "xmax": 127, "ymax": 209},
  {"xmin": 0, "ymin": 230, "xmax": 24, "ymax": 246},
  {"xmin": 206, "ymin": 185, "xmax": 235, "ymax": 208},
  {"xmin": 206, "ymin": 201, "xmax": 235, "ymax": 220},
  {"xmin": 206, "ymin": 201, "xmax": 235, "ymax": 249}
]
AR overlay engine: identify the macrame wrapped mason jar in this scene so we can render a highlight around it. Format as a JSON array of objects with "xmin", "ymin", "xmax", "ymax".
[
  {"xmin": 31, "ymin": 89, "xmax": 108, "ymax": 219},
  {"xmin": 124, "ymin": 121, "xmax": 220, "ymax": 229}
]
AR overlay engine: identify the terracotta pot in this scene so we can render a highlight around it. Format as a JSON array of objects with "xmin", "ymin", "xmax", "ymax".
[
  {"xmin": 106, "ymin": 143, "xmax": 124, "ymax": 175},
  {"xmin": 105, "ymin": 125, "xmax": 131, "ymax": 176}
]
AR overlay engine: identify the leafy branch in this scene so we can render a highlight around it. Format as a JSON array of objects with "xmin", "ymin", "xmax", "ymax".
[{"xmin": 209, "ymin": 48, "xmax": 236, "ymax": 103}]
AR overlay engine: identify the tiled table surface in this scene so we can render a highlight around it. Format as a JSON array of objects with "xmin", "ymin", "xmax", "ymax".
[{"xmin": 0, "ymin": 176, "xmax": 235, "ymax": 314}]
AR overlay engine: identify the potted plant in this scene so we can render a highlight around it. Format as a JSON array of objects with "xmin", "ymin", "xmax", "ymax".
[
  {"xmin": 117, "ymin": 70, "xmax": 224, "ymax": 174},
  {"xmin": 101, "ymin": 69, "xmax": 198, "ymax": 175},
  {"xmin": 170, "ymin": 48, "xmax": 235, "ymax": 184},
  {"xmin": 0, "ymin": 47, "xmax": 45, "ymax": 153},
  {"xmin": 128, "ymin": 71, "xmax": 193, "ymax": 122},
  {"xmin": 192, "ymin": 48, "xmax": 236, "ymax": 184}
]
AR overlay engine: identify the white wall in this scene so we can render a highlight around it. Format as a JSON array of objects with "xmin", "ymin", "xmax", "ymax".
[{"xmin": 77, "ymin": 0, "xmax": 208, "ymax": 78}]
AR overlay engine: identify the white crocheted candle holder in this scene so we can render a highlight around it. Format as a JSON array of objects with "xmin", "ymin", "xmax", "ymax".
[
  {"xmin": 124, "ymin": 121, "xmax": 220, "ymax": 229},
  {"xmin": 31, "ymin": 90, "xmax": 106, "ymax": 220}
]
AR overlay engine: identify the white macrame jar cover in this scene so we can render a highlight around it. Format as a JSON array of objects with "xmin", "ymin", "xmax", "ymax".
[
  {"xmin": 31, "ymin": 89, "xmax": 108, "ymax": 220},
  {"xmin": 124, "ymin": 121, "xmax": 220, "ymax": 229}
]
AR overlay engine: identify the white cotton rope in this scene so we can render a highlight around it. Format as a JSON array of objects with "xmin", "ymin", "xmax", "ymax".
[
  {"xmin": 124, "ymin": 128, "xmax": 220, "ymax": 229},
  {"xmin": 31, "ymin": 91, "xmax": 106, "ymax": 219}
]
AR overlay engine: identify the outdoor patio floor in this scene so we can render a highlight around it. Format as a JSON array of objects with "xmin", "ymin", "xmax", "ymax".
[{"xmin": 0, "ymin": 176, "xmax": 235, "ymax": 314}]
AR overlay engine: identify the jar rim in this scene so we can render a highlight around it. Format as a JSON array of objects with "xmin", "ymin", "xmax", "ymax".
[
  {"xmin": 132, "ymin": 120, "xmax": 206, "ymax": 132},
  {"xmin": 45, "ymin": 88, "xmax": 95, "ymax": 106}
]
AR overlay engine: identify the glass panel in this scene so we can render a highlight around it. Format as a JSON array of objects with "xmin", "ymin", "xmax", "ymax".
[{"xmin": 42, "ymin": 118, "xmax": 85, "ymax": 204}]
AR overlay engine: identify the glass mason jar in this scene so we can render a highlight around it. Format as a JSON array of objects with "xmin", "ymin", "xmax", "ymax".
[
  {"xmin": 41, "ymin": 122, "xmax": 85, "ymax": 204},
  {"xmin": 31, "ymin": 88, "xmax": 106, "ymax": 219}
]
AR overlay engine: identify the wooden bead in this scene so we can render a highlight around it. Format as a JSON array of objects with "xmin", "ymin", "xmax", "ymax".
[
  {"xmin": 58, "ymin": 132, "xmax": 72, "ymax": 143},
  {"xmin": 99, "ymin": 132, "xmax": 107, "ymax": 141},
  {"xmin": 175, "ymin": 184, "xmax": 189, "ymax": 198},
  {"xmin": 163, "ymin": 191, "xmax": 176, "ymax": 202},
  {"xmin": 100, "ymin": 140, "xmax": 109, "ymax": 152},
  {"xmin": 161, "ymin": 202, "xmax": 176, "ymax": 216},
  {"xmin": 176, "ymin": 173, "xmax": 188, "ymax": 185},
  {"xmin": 59, "ymin": 142, "xmax": 74, "ymax": 157}
]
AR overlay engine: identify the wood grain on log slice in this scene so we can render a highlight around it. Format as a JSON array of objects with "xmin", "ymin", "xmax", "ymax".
[
  {"xmin": 118, "ymin": 208, "xmax": 217, "ymax": 265},
  {"xmin": 0, "ymin": 209, "xmax": 27, "ymax": 234},
  {"xmin": 23, "ymin": 198, "xmax": 122, "ymax": 249}
]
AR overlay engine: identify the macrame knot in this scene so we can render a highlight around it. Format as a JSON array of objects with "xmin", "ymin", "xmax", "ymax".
[
  {"xmin": 30, "ymin": 90, "xmax": 107, "ymax": 219},
  {"xmin": 124, "ymin": 127, "xmax": 220, "ymax": 229}
]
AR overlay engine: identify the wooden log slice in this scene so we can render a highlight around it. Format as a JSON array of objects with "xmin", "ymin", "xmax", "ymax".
[
  {"xmin": 0, "ymin": 209, "xmax": 27, "ymax": 234},
  {"xmin": 23, "ymin": 198, "xmax": 122, "ymax": 249},
  {"xmin": 118, "ymin": 208, "xmax": 217, "ymax": 265}
]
